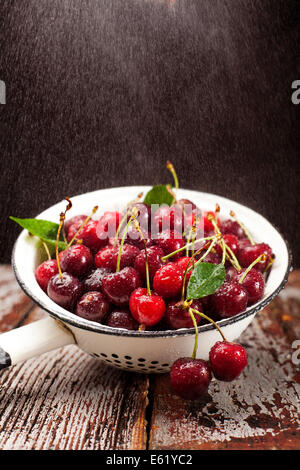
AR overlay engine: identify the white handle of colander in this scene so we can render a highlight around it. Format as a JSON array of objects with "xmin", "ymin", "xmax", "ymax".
[{"xmin": 0, "ymin": 316, "xmax": 75, "ymax": 371}]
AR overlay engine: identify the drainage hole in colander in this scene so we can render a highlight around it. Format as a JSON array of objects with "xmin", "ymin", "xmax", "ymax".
[
  {"xmin": 113, "ymin": 360, "xmax": 121, "ymax": 364},
  {"xmin": 124, "ymin": 355, "xmax": 132, "ymax": 360},
  {"xmin": 100, "ymin": 353, "xmax": 108, "ymax": 358},
  {"xmin": 150, "ymin": 361, "xmax": 159, "ymax": 364},
  {"xmin": 138, "ymin": 358, "xmax": 146, "ymax": 362},
  {"xmin": 125, "ymin": 361, "xmax": 133, "ymax": 365},
  {"xmin": 111, "ymin": 353, "xmax": 119, "ymax": 358}
]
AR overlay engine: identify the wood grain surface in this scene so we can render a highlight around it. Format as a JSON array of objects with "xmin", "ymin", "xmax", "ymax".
[
  {"xmin": 0, "ymin": 264, "xmax": 299, "ymax": 450},
  {"xmin": 0, "ymin": 0, "xmax": 299, "ymax": 265}
]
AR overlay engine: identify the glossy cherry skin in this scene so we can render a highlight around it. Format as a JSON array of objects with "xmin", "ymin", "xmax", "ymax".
[
  {"xmin": 121, "ymin": 224, "xmax": 151, "ymax": 250},
  {"xmin": 105, "ymin": 309, "xmax": 139, "ymax": 330},
  {"xmin": 220, "ymin": 219, "xmax": 245, "ymax": 239},
  {"xmin": 101, "ymin": 267, "xmax": 142, "ymax": 306},
  {"xmin": 209, "ymin": 341, "xmax": 248, "ymax": 381},
  {"xmin": 153, "ymin": 263, "xmax": 184, "ymax": 299},
  {"xmin": 129, "ymin": 288, "xmax": 166, "ymax": 326},
  {"xmin": 170, "ymin": 358, "xmax": 212, "ymax": 400},
  {"xmin": 35, "ymin": 259, "xmax": 58, "ymax": 292},
  {"xmin": 178, "ymin": 198, "xmax": 198, "ymax": 214},
  {"xmin": 165, "ymin": 299, "xmax": 203, "ymax": 330},
  {"xmin": 173, "ymin": 257, "xmax": 193, "ymax": 282},
  {"xmin": 125, "ymin": 202, "xmax": 151, "ymax": 231},
  {"xmin": 232, "ymin": 268, "xmax": 265, "ymax": 305},
  {"xmin": 82, "ymin": 268, "xmax": 111, "ymax": 292},
  {"xmin": 211, "ymin": 281, "xmax": 248, "ymax": 318},
  {"xmin": 200, "ymin": 251, "xmax": 221, "ymax": 265},
  {"xmin": 134, "ymin": 246, "xmax": 164, "ymax": 281},
  {"xmin": 71, "ymin": 220, "xmax": 107, "ymax": 253},
  {"xmin": 155, "ymin": 230, "xmax": 185, "ymax": 260},
  {"xmin": 215, "ymin": 234, "xmax": 239, "ymax": 257},
  {"xmin": 75, "ymin": 291, "xmax": 110, "ymax": 322},
  {"xmin": 95, "ymin": 244, "xmax": 140, "ymax": 271},
  {"xmin": 60, "ymin": 245, "xmax": 93, "ymax": 277},
  {"xmin": 64, "ymin": 214, "xmax": 88, "ymax": 234},
  {"xmin": 47, "ymin": 273, "xmax": 83, "ymax": 311},
  {"xmin": 238, "ymin": 243, "xmax": 272, "ymax": 272},
  {"xmin": 94, "ymin": 246, "xmax": 117, "ymax": 270},
  {"xmin": 153, "ymin": 205, "xmax": 184, "ymax": 233},
  {"xmin": 97, "ymin": 211, "xmax": 121, "ymax": 238},
  {"xmin": 203, "ymin": 211, "xmax": 219, "ymax": 234}
]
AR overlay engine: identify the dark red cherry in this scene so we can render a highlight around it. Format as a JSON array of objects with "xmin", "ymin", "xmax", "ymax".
[
  {"xmin": 35, "ymin": 259, "xmax": 59, "ymax": 292},
  {"xmin": 82, "ymin": 268, "xmax": 111, "ymax": 292},
  {"xmin": 203, "ymin": 211, "xmax": 219, "ymax": 234},
  {"xmin": 165, "ymin": 299, "xmax": 203, "ymax": 329},
  {"xmin": 47, "ymin": 273, "xmax": 83, "ymax": 310},
  {"xmin": 178, "ymin": 199, "xmax": 198, "ymax": 214},
  {"xmin": 155, "ymin": 230, "xmax": 185, "ymax": 260},
  {"xmin": 121, "ymin": 224, "xmax": 151, "ymax": 250},
  {"xmin": 60, "ymin": 245, "xmax": 93, "ymax": 277},
  {"xmin": 111, "ymin": 244, "xmax": 140, "ymax": 270},
  {"xmin": 238, "ymin": 243, "xmax": 272, "ymax": 272},
  {"xmin": 215, "ymin": 234, "xmax": 239, "ymax": 257},
  {"xmin": 220, "ymin": 219, "xmax": 245, "ymax": 239},
  {"xmin": 225, "ymin": 266, "xmax": 239, "ymax": 281},
  {"xmin": 153, "ymin": 205, "xmax": 184, "ymax": 233},
  {"xmin": 101, "ymin": 267, "xmax": 142, "ymax": 306},
  {"xmin": 129, "ymin": 288, "xmax": 165, "ymax": 326},
  {"xmin": 73, "ymin": 220, "xmax": 107, "ymax": 253},
  {"xmin": 94, "ymin": 246, "xmax": 117, "ymax": 270},
  {"xmin": 96, "ymin": 211, "xmax": 121, "ymax": 238},
  {"xmin": 64, "ymin": 214, "xmax": 88, "ymax": 234},
  {"xmin": 125, "ymin": 202, "xmax": 151, "ymax": 231},
  {"xmin": 209, "ymin": 341, "xmax": 248, "ymax": 381},
  {"xmin": 211, "ymin": 281, "xmax": 248, "ymax": 318},
  {"xmin": 200, "ymin": 251, "xmax": 222, "ymax": 265},
  {"xmin": 232, "ymin": 268, "xmax": 265, "ymax": 305},
  {"xmin": 153, "ymin": 263, "xmax": 184, "ymax": 299},
  {"xmin": 170, "ymin": 357, "xmax": 212, "ymax": 400},
  {"xmin": 134, "ymin": 246, "xmax": 164, "ymax": 280},
  {"xmin": 105, "ymin": 309, "xmax": 139, "ymax": 330},
  {"xmin": 75, "ymin": 291, "xmax": 110, "ymax": 322},
  {"xmin": 173, "ymin": 257, "xmax": 193, "ymax": 282}
]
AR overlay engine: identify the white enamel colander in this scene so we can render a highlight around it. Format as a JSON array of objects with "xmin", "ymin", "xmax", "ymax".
[{"xmin": 0, "ymin": 186, "xmax": 291, "ymax": 374}]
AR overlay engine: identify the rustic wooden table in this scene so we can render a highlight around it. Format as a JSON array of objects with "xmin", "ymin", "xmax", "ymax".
[{"xmin": 0, "ymin": 265, "xmax": 299, "ymax": 450}]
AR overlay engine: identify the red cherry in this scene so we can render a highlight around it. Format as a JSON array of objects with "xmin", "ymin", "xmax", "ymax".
[
  {"xmin": 155, "ymin": 230, "xmax": 185, "ymax": 260},
  {"xmin": 232, "ymin": 268, "xmax": 265, "ymax": 305},
  {"xmin": 238, "ymin": 243, "xmax": 272, "ymax": 272},
  {"xmin": 209, "ymin": 341, "xmax": 248, "ymax": 381},
  {"xmin": 101, "ymin": 267, "xmax": 142, "ymax": 306},
  {"xmin": 129, "ymin": 288, "xmax": 165, "ymax": 326},
  {"xmin": 173, "ymin": 256, "xmax": 193, "ymax": 281},
  {"xmin": 95, "ymin": 246, "xmax": 117, "ymax": 270},
  {"xmin": 60, "ymin": 245, "xmax": 93, "ymax": 277},
  {"xmin": 64, "ymin": 214, "xmax": 88, "ymax": 234},
  {"xmin": 97, "ymin": 211, "xmax": 121, "ymax": 235},
  {"xmin": 153, "ymin": 205, "xmax": 184, "ymax": 233},
  {"xmin": 203, "ymin": 211, "xmax": 219, "ymax": 234},
  {"xmin": 47, "ymin": 272, "xmax": 83, "ymax": 311},
  {"xmin": 82, "ymin": 268, "xmax": 111, "ymax": 292},
  {"xmin": 134, "ymin": 246, "xmax": 164, "ymax": 280},
  {"xmin": 165, "ymin": 299, "xmax": 203, "ymax": 329},
  {"xmin": 170, "ymin": 357, "xmax": 212, "ymax": 400},
  {"xmin": 215, "ymin": 234, "xmax": 239, "ymax": 257},
  {"xmin": 105, "ymin": 309, "xmax": 139, "ymax": 330},
  {"xmin": 200, "ymin": 252, "xmax": 221, "ymax": 264},
  {"xmin": 35, "ymin": 259, "xmax": 59, "ymax": 292},
  {"xmin": 124, "ymin": 202, "xmax": 151, "ymax": 231},
  {"xmin": 72, "ymin": 220, "xmax": 107, "ymax": 253},
  {"xmin": 220, "ymin": 219, "xmax": 245, "ymax": 239},
  {"xmin": 153, "ymin": 263, "xmax": 184, "ymax": 299},
  {"xmin": 75, "ymin": 291, "xmax": 110, "ymax": 322},
  {"xmin": 211, "ymin": 281, "xmax": 248, "ymax": 318}
]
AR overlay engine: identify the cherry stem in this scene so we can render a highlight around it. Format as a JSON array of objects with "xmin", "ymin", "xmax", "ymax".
[
  {"xmin": 181, "ymin": 256, "xmax": 196, "ymax": 302},
  {"xmin": 166, "ymin": 161, "xmax": 179, "ymax": 192},
  {"xmin": 67, "ymin": 206, "xmax": 98, "ymax": 248},
  {"xmin": 42, "ymin": 241, "xmax": 51, "ymax": 261},
  {"xmin": 131, "ymin": 215, "xmax": 151, "ymax": 296},
  {"xmin": 188, "ymin": 309, "xmax": 199, "ymax": 359},
  {"xmin": 187, "ymin": 237, "xmax": 218, "ymax": 273},
  {"xmin": 116, "ymin": 217, "xmax": 133, "ymax": 272},
  {"xmin": 56, "ymin": 213, "xmax": 65, "ymax": 279},
  {"xmin": 230, "ymin": 210, "xmax": 255, "ymax": 246},
  {"xmin": 223, "ymin": 242, "xmax": 242, "ymax": 271},
  {"xmin": 190, "ymin": 308, "xmax": 227, "ymax": 342},
  {"xmin": 264, "ymin": 254, "xmax": 275, "ymax": 273},
  {"xmin": 161, "ymin": 236, "xmax": 215, "ymax": 262},
  {"xmin": 185, "ymin": 215, "xmax": 201, "ymax": 257},
  {"xmin": 114, "ymin": 210, "xmax": 129, "ymax": 247},
  {"xmin": 138, "ymin": 324, "xmax": 146, "ymax": 332},
  {"xmin": 239, "ymin": 253, "xmax": 267, "ymax": 283}
]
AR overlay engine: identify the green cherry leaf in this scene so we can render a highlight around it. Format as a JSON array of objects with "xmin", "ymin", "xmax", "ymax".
[
  {"xmin": 186, "ymin": 262, "xmax": 226, "ymax": 300},
  {"xmin": 10, "ymin": 216, "xmax": 67, "ymax": 251},
  {"xmin": 143, "ymin": 185, "xmax": 174, "ymax": 208}
]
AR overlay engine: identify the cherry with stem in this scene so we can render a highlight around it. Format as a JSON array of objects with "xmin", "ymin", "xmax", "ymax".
[{"xmin": 67, "ymin": 205, "xmax": 99, "ymax": 248}]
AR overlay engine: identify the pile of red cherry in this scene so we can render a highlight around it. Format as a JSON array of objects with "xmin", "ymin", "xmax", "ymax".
[{"xmin": 34, "ymin": 195, "xmax": 273, "ymax": 400}]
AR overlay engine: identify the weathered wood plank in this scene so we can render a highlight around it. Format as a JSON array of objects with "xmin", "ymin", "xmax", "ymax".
[
  {"xmin": 0, "ymin": 265, "xmax": 33, "ymax": 332},
  {"xmin": 149, "ymin": 275, "xmax": 300, "ymax": 450},
  {"xmin": 0, "ymin": 266, "xmax": 148, "ymax": 450}
]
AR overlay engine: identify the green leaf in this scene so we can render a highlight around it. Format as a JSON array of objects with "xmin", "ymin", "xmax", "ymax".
[
  {"xmin": 186, "ymin": 262, "xmax": 226, "ymax": 300},
  {"xmin": 10, "ymin": 216, "xmax": 67, "ymax": 251},
  {"xmin": 143, "ymin": 185, "xmax": 174, "ymax": 208}
]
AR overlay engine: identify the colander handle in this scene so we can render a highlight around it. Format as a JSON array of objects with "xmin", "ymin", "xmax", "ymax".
[{"xmin": 0, "ymin": 316, "xmax": 75, "ymax": 370}]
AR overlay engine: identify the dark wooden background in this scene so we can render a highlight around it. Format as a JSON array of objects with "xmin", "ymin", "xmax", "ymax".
[{"xmin": 0, "ymin": 0, "xmax": 299, "ymax": 264}]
